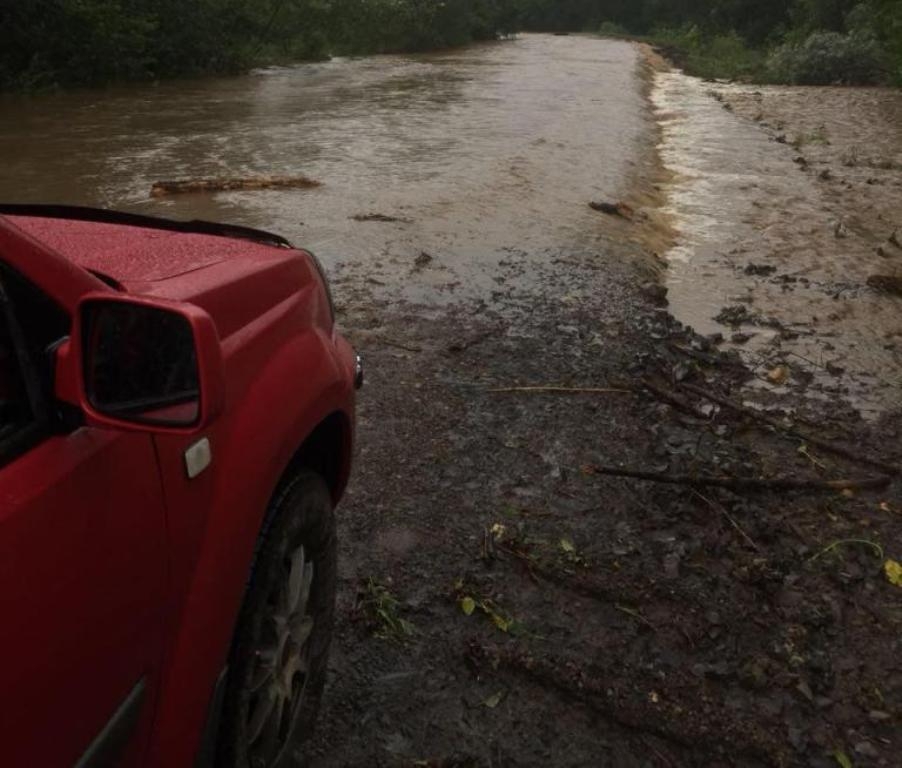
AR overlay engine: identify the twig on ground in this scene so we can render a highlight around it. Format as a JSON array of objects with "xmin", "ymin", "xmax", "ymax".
[
  {"xmin": 691, "ymin": 490, "xmax": 760, "ymax": 551},
  {"xmin": 640, "ymin": 379, "xmax": 712, "ymax": 420},
  {"xmin": 488, "ymin": 386, "xmax": 631, "ymax": 395},
  {"xmin": 615, "ymin": 603, "xmax": 656, "ymax": 630},
  {"xmin": 808, "ymin": 538, "xmax": 884, "ymax": 563},
  {"xmin": 680, "ymin": 382, "xmax": 901, "ymax": 476},
  {"xmin": 667, "ymin": 342, "xmax": 721, "ymax": 366},
  {"xmin": 588, "ymin": 465, "xmax": 891, "ymax": 493},
  {"xmin": 372, "ymin": 337, "xmax": 423, "ymax": 353},
  {"xmin": 478, "ymin": 644, "xmax": 783, "ymax": 763},
  {"xmin": 786, "ymin": 350, "xmax": 827, "ymax": 371}
]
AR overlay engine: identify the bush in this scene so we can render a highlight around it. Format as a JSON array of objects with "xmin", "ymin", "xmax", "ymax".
[
  {"xmin": 597, "ymin": 21, "xmax": 629, "ymax": 38},
  {"xmin": 768, "ymin": 31, "xmax": 888, "ymax": 84},
  {"xmin": 651, "ymin": 26, "xmax": 767, "ymax": 81}
]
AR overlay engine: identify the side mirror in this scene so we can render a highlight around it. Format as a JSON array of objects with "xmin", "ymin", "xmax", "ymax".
[{"xmin": 57, "ymin": 293, "xmax": 225, "ymax": 433}]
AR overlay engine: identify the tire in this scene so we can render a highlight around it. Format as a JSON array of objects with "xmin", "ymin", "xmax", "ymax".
[{"xmin": 217, "ymin": 469, "xmax": 337, "ymax": 768}]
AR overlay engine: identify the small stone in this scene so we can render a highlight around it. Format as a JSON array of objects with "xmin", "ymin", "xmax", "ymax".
[
  {"xmin": 744, "ymin": 263, "xmax": 777, "ymax": 277},
  {"xmin": 663, "ymin": 553, "xmax": 681, "ymax": 580},
  {"xmin": 767, "ymin": 365, "xmax": 789, "ymax": 385},
  {"xmin": 854, "ymin": 741, "xmax": 879, "ymax": 758},
  {"xmin": 641, "ymin": 282, "xmax": 668, "ymax": 304}
]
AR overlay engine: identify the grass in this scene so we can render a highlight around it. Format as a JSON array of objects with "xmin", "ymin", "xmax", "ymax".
[
  {"xmin": 646, "ymin": 27, "xmax": 769, "ymax": 82},
  {"xmin": 356, "ymin": 577, "xmax": 416, "ymax": 642},
  {"xmin": 594, "ymin": 23, "xmax": 771, "ymax": 82}
]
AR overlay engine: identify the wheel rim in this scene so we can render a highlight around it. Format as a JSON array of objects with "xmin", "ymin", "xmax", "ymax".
[{"xmin": 245, "ymin": 543, "xmax": 316, "ymax": 767}]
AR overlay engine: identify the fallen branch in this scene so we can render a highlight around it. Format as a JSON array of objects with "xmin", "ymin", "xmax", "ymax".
[
  {"xmin": 150, "ymin": 175, "xmax": 321, "ymax": 196},
  {"xmin": 588, "ymin": 465, "xmax": 891, "ymax": 493},
  {"xmin": 350, "ymin": 212, "xmax": 409, "ymax": 223},
  {"xmin": 476, "ymin": 644, "xmax": 784, "ymax": 764},
  {"xmin": 691, "ymin": 490, "xmax": 760, "ymax": 551},
  {"xmin": 589, "ymin": 200, "xmax": 634, "ymax": 219},
  {"xmin": 680, "ymin": 382, "xmax": 901, "ymax": 476},
  {"xmin": 667, "ymin": 342, "xmax": 721, "ymax": 366},
  {"xmin": 488, "ymin": 386, "xmax": 631, "ymax": 395},
  {"xmin": 640, "ymin": 379, "xmax": 711, "ymax": 419}
]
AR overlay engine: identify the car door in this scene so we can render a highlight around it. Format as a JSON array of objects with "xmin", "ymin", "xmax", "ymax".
[{"xmin": 0, "ymin": 260, "xmax": 169, "ymax": 767}]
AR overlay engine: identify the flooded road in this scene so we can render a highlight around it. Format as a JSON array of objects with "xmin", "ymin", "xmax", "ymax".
[
  {"xmin": 3, "ymin": 34, "xmax": 899, "ymax": 414},
  {"xmin": 653, "ymin": 72, "xmax": 902, "ymax": 416},
  {"xmin": 0, "ymin": 35, "xmax": 649, "ymax": 304}
]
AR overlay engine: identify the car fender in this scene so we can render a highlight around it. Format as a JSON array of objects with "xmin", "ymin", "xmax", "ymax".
[{"xmin": 146, "ymin": 324, "xmax": 354, "ymax": 767}]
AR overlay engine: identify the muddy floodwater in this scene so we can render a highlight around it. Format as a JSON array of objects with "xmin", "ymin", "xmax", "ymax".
[
  {"xmin": 3, "ymin": 35, "xmax": 898, "ymax": 417},
  {"xmin": 653, "ymin": 73, "xmax": 902, "ymax": 416},
  {"xmin": 0, "ymin": 34, "xmax": 649, "ymax": 305}
]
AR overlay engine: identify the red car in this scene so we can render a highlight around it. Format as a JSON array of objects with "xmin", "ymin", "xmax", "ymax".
[{"xmin": 0, "ymin": 205, "xmax": 360, "ymax": 767}]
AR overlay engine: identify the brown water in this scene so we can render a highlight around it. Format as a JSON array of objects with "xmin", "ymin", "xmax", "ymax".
[
  {"xmin": 653, "ymin": 72, "xmax": 902, "ymax": 416},
  {"xmin": 0, "ymin": 34, "xmax": 648, "ymax": 305}
]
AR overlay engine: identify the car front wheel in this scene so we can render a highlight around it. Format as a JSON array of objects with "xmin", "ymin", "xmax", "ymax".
[{"xmin": 218, "ymin": 469, "xmax": 337, "ymax": 768}]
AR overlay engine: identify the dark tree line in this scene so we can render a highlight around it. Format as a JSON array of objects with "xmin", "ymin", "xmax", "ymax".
[
  {"xmin": 521, "ymin": 0, "xmax": 894, "ymax": 44},
  {"xmin": 1, "ymin": 0, "xmax": 899, "ymax": 88},
  {"xmin": 521, "ymin": 0, "xmax": 901, "ymax": 83},
  {"xmin": 0, "ymin": 0, "xmax": 519, "ymax": 89}
]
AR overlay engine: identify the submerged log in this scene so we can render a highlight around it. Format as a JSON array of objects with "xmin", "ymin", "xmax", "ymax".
[
  {"xmin": 589, "ymin": 200, "xmax": 635, "ymax": 219},
  {"xmin": 867, "ymin": 274, "xmax": 902, "ymax": 297},
  {"xmin": 150, "ymin": 175, "xmax": 321, "ymax": 197}
]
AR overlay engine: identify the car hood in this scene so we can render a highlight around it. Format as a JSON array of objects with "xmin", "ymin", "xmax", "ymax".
[
  {"xmin": 6, "ymin": 214, "xmax": 320, "ymax": 343},
  {"xmin": 6, "ymin": 215, "xmax": 255, "ymax": 283}
]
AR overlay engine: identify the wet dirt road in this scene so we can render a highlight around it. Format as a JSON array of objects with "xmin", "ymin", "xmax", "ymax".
[{"xmin": 2, "ymin": 34, "xmax": 901, "ymax": 768}]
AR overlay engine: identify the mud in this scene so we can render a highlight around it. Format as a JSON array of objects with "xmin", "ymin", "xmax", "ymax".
[{"xmin": 314, "ymin": 248, "xmax": 902, "ymax": 766}]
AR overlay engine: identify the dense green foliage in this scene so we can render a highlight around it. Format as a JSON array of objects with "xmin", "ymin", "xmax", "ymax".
[
  {"xmin": 0, "ymin": 0, "xmax": 517, "ymax": 89},
  {"xmin": 521, "ymin": 0, "xmax": 902, "ymax": 84},
  {"xmin": 1, "ymin": 0, "xmax": 899, "ymax": 88},
  {"xmin": 769, "ymin": 30, "xmax": 886, "ymax": 84}
]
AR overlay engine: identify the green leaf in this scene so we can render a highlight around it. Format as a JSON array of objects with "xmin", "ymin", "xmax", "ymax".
[
  {"xmin": 489, "ymin": 610, "xmax": 512, "ymax": 632},
  {"xmin": 460, "ymin": 596, "xmax": 476, "ymax": 616},
  {"xmin": 560, "ymin": 537, "xmax": 575, "ymax": 553},
  {"xmin": 833, "ymin": 750, "xmax": 853, "ymax": 768},
  {"xmin": 483, "ymin": 691, "xmax": 504, "ymax": 709},
  {"xmin": 885, "ymin": 559, "xmax": 902, "ymax": 587}
]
